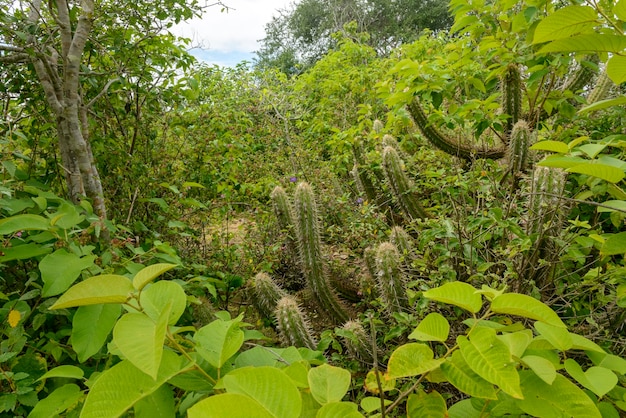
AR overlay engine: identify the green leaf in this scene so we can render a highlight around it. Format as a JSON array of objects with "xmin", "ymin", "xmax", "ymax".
[
  {"xmin": 360, "ymin": 396, "xmax": 391, "ymax": 413},
  {"xmin": 224, "ymin": 367, "xmax": 302, "ymax": 418},
  {"xmin": 188, "ymin": 394, "xmax": 274, "ymax": 418},
  {"xmin": 530, "ymin": 140, "xmax": 569, "ymax": 154},
  {"xmin": 539, "ymin": 34, "xmax": 626, "ymax": 54},
  {"xmin": 567, "ymin": 162, "xmax": 625, "ymax": 183},
  {"xmin": 423, "ymin": 282, "xmax": 482, "ymax": 313},
  {"xmin": 607, "ymin": 55, "xmax": 626, "ymax": 85},
  {"xmin": 516, "ymin": 371, "xmax": 602, "ymax": 417},
  {"xmin": 308, "ymin": 364, "xmax": 351, "ymax": 405},
  {"xmin": 441, "ymin": 351, "xmax": 497, "ymax": 399},
  {"xmin": 596, "ymin": 200, "xmax": 626, "ymax": 213},
  {"xmin": 490, "ymin": 293, "xmax": 565, "ymax": 328},
  {"xmin": 535, "ymin": 321, "xmax": 572, "ymax": 351},
  {"xmin": 532, "ymin": 5, "xmax": 597, "ymax": 44},
  {"xmin": 578, "ymin": 143, "xmax": 608, "ymax": 159},
  {"xmin": 586, "ymin": 351, "xmax": 626, "ymax": 374},
  {"xmin": 71, "ymin": 304, "xmax": 121, "ymax": 362},
  {"xmin": 496, "ymin": 329, "xmax": 533, "ymax": 358},
  {"xmin": 40, "ymin": 249, "xmax": 97, "ymax": 297},
  {"xmin": 140, "ymin": 281, "xmax": 187, "ymax": 325},
  {"xmin": 38, "ymin": 365, "xmax": 84, "ymax": 381},
  {"xmin": 600, "ymin": 232, "xmax": 626, "ymax": 256},
  {"xmin": 579, "ymin": 96, "xmax": 626, "ymax": 114},
  {"xmin": 564, "ymin": 359, "xmax": 618, "ymax": 398},
  {"xmin": 408, "ymin": 312, "xmax": 450, "ymax": 342},
  {"xmin": 28, "ymin": 384, "xmax": 82, "ymax": 418},
  {"xmin": 387, "ymin": 343, "xmax": 444, "ymax": 379},
  {"xmin": 317, "ymin": 402, "xmax": 364, "ymax": 418},
  {"xmin": 0, "ymin": 214, "xmax": 49, "ymax": 234},
  {"xmin": 81, "ymin": 351, "xmax": 186, "ymax": 418},
  {"xmin": 49, "ymin": 274, "xmax": 134, "ymax": 309},
  {"xmin": 134, "ymin": 384, "xmax": 176, "ymax": 418},
  {"xmin": 132, "ymin": 263, "xmax": 178, "ymax": 290},
  {"xmin": 458, "ymin": 327, "xmax": 523, "ymax": 399},
  {"xmin": 51, "ymin": 202, "xmax": 84, "ymax": 229},
  {"xmin": 616, "ymin": 0, "xmax": 626, "ymax": 21},
  {"xmin": 448, "ymin": 399, "xmax": 482, "ymax": 418},
  {"xmin": 537, "ymin": 155, "xmax": 586, "ymax": 169},
  {"xmin": 0, "ymin": 243, "xmax": 52, "ymax": 262},
  {"xmin": 521, "ymin": 355, "xmax": 557, "ymax": 384},
  {"xmin": 406, "ymin": 390, "xmax": 447, "ymax": 418},
  {"xmin": 194, "ymin": 315, "xmax": 244, "ymax": 369}
]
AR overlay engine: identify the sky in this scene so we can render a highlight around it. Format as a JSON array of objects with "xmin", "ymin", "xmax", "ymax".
[{"xmin": 172, "ymin": 0, "xmax": 293, "ymax": 67}]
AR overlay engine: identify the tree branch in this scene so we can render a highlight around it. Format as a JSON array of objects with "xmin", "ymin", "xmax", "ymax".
[{"xmin": 86, "ymin": 78, "xmax": 120, "ymax": 108}]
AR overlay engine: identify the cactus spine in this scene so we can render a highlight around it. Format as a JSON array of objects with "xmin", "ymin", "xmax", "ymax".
[
  {"xmin": 376, "ymin": 242, "xmax": 410, "ymax": 314},
  {"xmin": 507, "ymin": 120, "xmax": 532, "ymax": 176},
  {"xmin": 340, "ymin": 320, "xmax": 374, "ymax": 365},
  {"xmin": 271, "ymin": 186, "xmax": 294, "ymax": 233},
  {"xmin": 502, "ymin": 64, "xmax": 523, "ymax": 138},
  {"xmin": 382, "ymin": 146, "xmax": 429, "ymax": 220},
  {"xmin": 293, "ymin": 182, "xmax": 349, "ymax": 323},
  {"xmin": 407, "ymin": 96, "xmax": 506, "ymax": 161},
  {"xmin": 275, "ymin": 295, "xmax": 317, "ymax": 349},
  {"xmin": 587, "ymin": 70, "xmax": 614, "ymax": 105},
  {"xmin": 250, "ymin": 272, "xmax": 287, "ymax": 319}
]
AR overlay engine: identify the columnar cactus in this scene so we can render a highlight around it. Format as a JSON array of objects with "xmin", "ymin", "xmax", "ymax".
[
  {"xmin": 340, "ymin": 320, "xmax": 374, "ymax": 365},
  {"xmin": 375, "ymin": 242, "xmax": 410, "ymax": 314},
  {"xmin": 506, "ymin": 120, "xmax": 532, "ymax": 176},
  {"xmin": 502, "ymin": 63, "xmax": 523, "ymax": 138},
  {"xmin": 382, "ymin": 146, "xmax": 429, "ymax": 220},
  {"xmin": 250, "ymin": 272, "xmax": 287, "ymax": 319},
  {"xmin": 271, "ymin": 186, "xmax": 294, "ymax": 233},
  {"xmin": 275, "ymin": 295, "xmax": 317, "ymax": 350},
  {"xmin": 293, "ymin": 182, "xmax": 349, "ymax": 323},
  {"xmin": 587, "ymin": 70, "xmax": 614, "ymax": 105}
]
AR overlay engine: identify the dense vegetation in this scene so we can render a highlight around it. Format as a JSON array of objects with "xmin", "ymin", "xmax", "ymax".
[{"xmin": 1, "ymin": 0, "xmax": 626, "ymax": 416}]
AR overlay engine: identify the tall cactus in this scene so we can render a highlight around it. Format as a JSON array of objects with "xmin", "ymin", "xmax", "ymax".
[
  {"xmin": 502, "ymin": 63, "xmax": 523, "ymax": 139},
  {"xmin": 587, "ymin": 70, "xmax": 614, "ymax": 105},
  {"xmin": 376, "ymin": 242, "xmax": 410, "ymax": 314},
  {"xmin": 505, "ymin": 120, "xmax": 532, "ymax": 179},
  {"xmin": 275, "ymin": 295, "xmax": 317, "ymax": 350},
  {"xmin": 293, "ymin": 182, "xmax": 349, "ymax": 323},
  {"xmin": 382, "ymin": 146, "xmax": 429, "ymax": 220},
  {"xmin": 250, "ymin": 272, "xmax": 287, "ymax": 320},
  {"xmin": 271, "ymin": 186, "xmax": 294, "ymax": 234},
  {"xmin": 339, "ymin": 320, "xmax": 374, "ymax": 365},
  {"xmin": 270, "ymin": 185, "xmax": 303, "ymax": 290}
]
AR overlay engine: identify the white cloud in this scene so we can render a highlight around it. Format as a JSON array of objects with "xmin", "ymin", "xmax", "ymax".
[{"xmin": 173, "ymin": 0, "xmax": 292, "ymax": 65}]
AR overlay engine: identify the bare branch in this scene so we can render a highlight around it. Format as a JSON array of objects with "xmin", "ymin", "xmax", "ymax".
[
  {"xmin": 0, "ymin": 52, "xmax": 30, "ymax": 63},
  {"xmin": 86, "ymin": 78, "xmax": 120, "ymax": 108},
  {"xmin": 0, "ymin": 44, "xmax": 26, "ymax": 53}
]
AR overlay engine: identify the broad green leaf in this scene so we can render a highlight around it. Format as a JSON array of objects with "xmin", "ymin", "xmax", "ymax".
[
  {"xmin": 579, "ymin": 96, "xmax": 626, "ymax": 114},
  {"xmin": 134, "ymin": 384, "xmax": 175, "ymax": 418},
  {"xmin": 586, "ymin": 351, "xmax": 626, "ymax": 374},
  {"xmin": 360, "ymin": 396, "xmax": 391, "ymax": 413},
  {"xmin": 564, "ymin": 359, "xmax": 618, "ymax": 397},
  {"xmin": 407, "ymin": 390, "xmax": 447, "ymax": 418},
  {"xmin": 140, "ymin": 281, "xmax": 186, "ymax": 325},
  {"xmin": 448, "ymin": 399, "xmax": 482, "ymax": 418},
  {"xmin": 616, "ymin": 0, "xmax": 626, "ymax": 21},
  {"xmin": 308, "ymin": 364, "xmax": 351, "ymax": 404},
  {"xmin": 530, "ymin": 140, "xmax": 569, "ymax": 154},
  {"xmin": 0, "ymin": 243, "xmax": 52, "ymax": 262},
  {"xmin": 283, "ymin": 361, "xmax": 310, "ymax": 388},
  {"xmin": 578, "ymin": 143, "xmax": 608, "ymax": 159},
  {"xmin": 608, "ymin": 55, "xmax": 626, "ymax": 85},
  {"xmin": 224, "ymin": 367, "xmax": 302, "ymax": 418},
  {"xmin": 387, "ymin": 343, "xmax": 443, "ymax": 379},
  {"xmin": 567, "ymin": 163, "xmax": 625, "ymax": 183},
  {"xmin": 496, "ymin": 329, "xmax": 533, "ymax": 358},
  {"xmin": 317, "ymin": 402, "xmax": 364, "ymax": 418},
  {"xmin": 364, "ymin": 369, "xmax": 396, "ymax": 393},
  {"xmin": 40, "ymin": 249, "xmax": 97, "ymax": 297},
  {"xmin": 51, "ymin": 202, "xmax": 84, "ymax": 229},
  {"xmin": 539, "ymin": 34, "xmax": 626, "ymax": 54},
  {"xmin": 194, "ymin": 315, "xmax": 245, "ymax": 369},
  {"xmin": 534, "ymin": 321, "xmax": 573, "ymax": 351},
  {"xmin": 132, "ymin": 263, "xmax": 178, "ymax": 291},
  {"xmin": 597, "ymin": 200, "xmax": 626, "ymax": 213},
  {"xmin": 81, "ymin": 351, "xmax": 186, "ymax": 418},
  {"xmin": 601, "ymin": 232, "xmax": 626, "ymax": 256},
  {"xmin": 516, "ymin": 371, "xmax": 602, "ymax": 417},
  {"xmin": 532, "ymin": 5, "xmax": 597, "ymax": 44},
  {"xmin": 441, "ymin": 350, "xmax": 497, "ymax": 400},
  {"xmin": 71, "ymin": 304, "xmax": 121, "ymax": 362},
  {"xmin": 28, "ymin": 384, "xmax": 82, "ymax": 418},
  {"xmin": 188, "ymin": 394, "xmax": 273, "ymax": 418},
  {"xmin": 570, "ymin": 333, "xmax": 605, "ymax": 353},
  {"xmin": 408, "ymin": 312, "xmax": 450, "ymax": 342},
  {"xmin": 458, "ymin": 327, "xmax": 522, "ymax": 399},
  {"xmin": 521, "ymin": 355, "xmax": 557, "ymax": 384},
  {"xmin": 537, "ymin": 155, "xmax": 586, "ymax": 169},
  {"xmin": 491, "ymin": 293, "xmax": 565, "ymax": 328},
  {"xmin": 50, "ymin": 274, "xmax": 134, "ymax": 309},
  {"xmin": 38, "ymin": 365, "xmax": 84, "ymax": 381},
  {"xmin": 112, "ymin": 307, "xmax": 169, "ymax": 380},
  {"xmin": 0, "ymin": 214, "xmax": 49, "ymax": 234},
  {"xmin": 423, "ymin": 282, "xmax": 482, "ymax": 313}
]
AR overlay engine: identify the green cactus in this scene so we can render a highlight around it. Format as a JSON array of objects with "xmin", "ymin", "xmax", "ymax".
[
  {"xmin": 587, "ymin": 70, "xmax": 614, "ymax": 105},
  {"xmin": 506, "ymin": 120, "xmax": 532, "ymax": 177},
  {"xmin": 382, "ymin": 134, "xmax": 400, "ymax": 151},
  {"xmin": 250, "ymin": 272, "xmax": 287, "ymax": 320},
  {"xmin": 372, "ymin": 119, "xmax": 384, "ymax": 134},
  {"xmin": 274, "ymin": 295, "xmax": 317, "ymax": 349},
  {"xmin": 407, "ymin": 96, "xmax": 507, "ymax": 161},
  {"xmin": 382, "ymin": 146, "xmax": 429, "ymax": 220},
  {"xmin": 502, "ymin": 63, "xmax": 523, "ymax": 138},
  {"xmin": 562, "ymin": 56, "xmax": 599, "ymax": 95},
  {"xmin": 339, "ymin": 320, "xmax": 374, "ymax": 365},
  {"xmin": 271, "ymin": 186, "xmax": 295, "ymax": 236},
  {"xmin": 375, "ymin": 242, "xmax": 410, "ymax": 314},
  {"xmin": 293, "ymin": 182, "xmax": 350, "ymax": 323}
]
